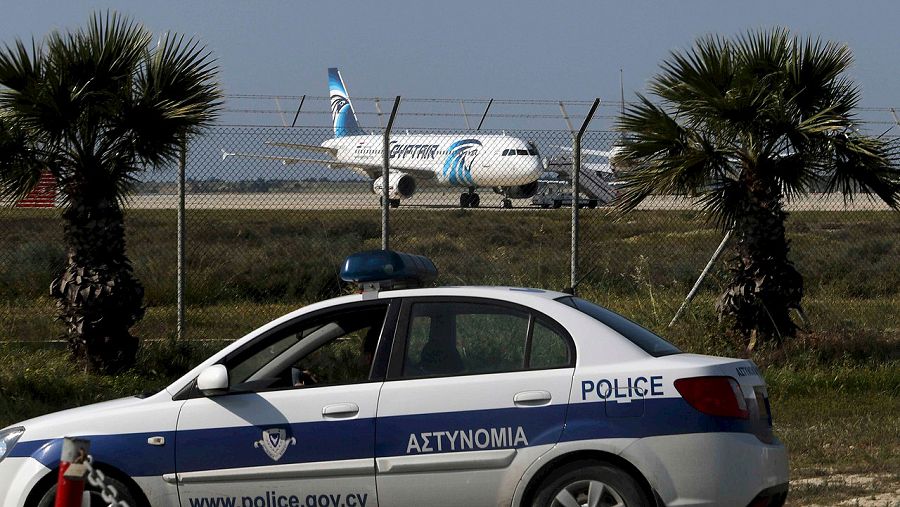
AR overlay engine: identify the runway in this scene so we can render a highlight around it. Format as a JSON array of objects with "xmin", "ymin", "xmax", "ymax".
[
  {"xmin": 4, "ymin": 192, "xmax": 891, "ymax": 212},
  {"xmin": 119, "ymin": 191, "xmax": 894, "ymax": 212}
]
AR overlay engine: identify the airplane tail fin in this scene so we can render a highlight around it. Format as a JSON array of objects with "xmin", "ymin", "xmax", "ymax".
[{"xmin": 328, "ymin": 68, "xmax": 364, "ymax": 137}]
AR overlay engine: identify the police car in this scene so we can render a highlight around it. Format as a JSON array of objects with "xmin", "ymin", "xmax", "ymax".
[{"xmin": 0, "ymin": 251, "xmax": 788, "ymax": 507}]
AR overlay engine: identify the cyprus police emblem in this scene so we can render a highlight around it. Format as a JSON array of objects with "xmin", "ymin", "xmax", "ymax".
[{"xmin": 254, "ymin": 428, "xmax": 296, "ymax": 461}]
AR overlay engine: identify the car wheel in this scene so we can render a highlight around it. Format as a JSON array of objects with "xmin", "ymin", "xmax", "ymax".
[
  {"xmin": 532, "ymin": 462, "xmax": 650, "ymax": 507},
  {"xmin": 37, "ymin": 474, "xmax": 138, "ymax": 507}
]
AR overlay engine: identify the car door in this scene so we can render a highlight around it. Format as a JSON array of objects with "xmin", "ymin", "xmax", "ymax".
[
  {"xmin": 174, "ymin": 300, "xmax": 396, "ymax": 507},
  {"xmin": 374, "ymin": 297, "xmax": 575, "ymax": 507}
]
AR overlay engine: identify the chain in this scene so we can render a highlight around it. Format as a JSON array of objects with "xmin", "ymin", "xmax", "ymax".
[{"xmin": 83, "ymin": 456, "xmax": 130, "ymax": 507}]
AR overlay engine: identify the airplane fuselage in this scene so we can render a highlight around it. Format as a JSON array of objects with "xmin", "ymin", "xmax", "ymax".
[{"xmin": 322, "ymin": 134, "xmax": 543, "ymax": 188}]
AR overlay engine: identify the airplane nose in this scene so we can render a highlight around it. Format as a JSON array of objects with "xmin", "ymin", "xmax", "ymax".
[{"xmin": 531, "ymin": 159, "xmax": 544, "ymax": 179}]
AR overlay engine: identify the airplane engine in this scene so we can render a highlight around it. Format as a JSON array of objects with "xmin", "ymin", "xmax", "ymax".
[
  {"xmin": 494, "ymin": 181, "xmax": 539, "ymax": 199},
  {"xmin": 372, "ymin": 172, "xmax": 417, "ymax": 200}
]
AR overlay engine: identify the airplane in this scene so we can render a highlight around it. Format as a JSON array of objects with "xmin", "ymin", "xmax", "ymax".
[{"xmin": 222, "ymin": 68, "xmax": 544, "ymax": 208}]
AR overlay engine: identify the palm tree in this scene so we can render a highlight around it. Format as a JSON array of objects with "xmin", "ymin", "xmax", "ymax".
[
  {"xmin": 614, "ymin": 28, "xmax": 899, "ymax": 348},
  {"xmin": 0, "ymin": 12, "xmax": 221, "ymax": 372}
]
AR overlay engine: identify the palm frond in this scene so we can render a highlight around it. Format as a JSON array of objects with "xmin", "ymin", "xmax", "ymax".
[
  {"xmin": 824, "ymin": 134, "xmax": 900, "ymax": 208},
  {"xmin": 696, "ymin": 176, "xmax": 748, "ymax": 229},
  {"xmin": 0, "ymin": 117, "xmax": 45, "ymax": 202},
  {"xmin": 614, "ymin": 95, "xmax": 736, "ymax": 215},
  {"xmin": 124, "ymin": 32, "xmax": 222, "ymax": 168},
  {"xmin": 785, "ymin": 36, "xmax": 855, "ymax": 117}
]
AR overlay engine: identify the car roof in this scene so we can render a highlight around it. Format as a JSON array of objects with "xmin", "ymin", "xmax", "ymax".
[{"xmin": 377, "ymin": 285, "xmax": 570, "ymax": 301}]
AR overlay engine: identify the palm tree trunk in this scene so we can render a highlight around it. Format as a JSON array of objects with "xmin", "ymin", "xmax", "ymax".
[
  {"xmin": 50, "ymin": 195, "xmax": 144, "ymax": 373},
  {"xmin": 716, "ymin": 176, "xmax": 804, "ymax": 348}
]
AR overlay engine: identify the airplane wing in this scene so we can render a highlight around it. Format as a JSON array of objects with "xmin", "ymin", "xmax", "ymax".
[
  {"xmin": 222, "ymin": 150, "xmax": 365, "ymax": 169},
  {"xmin": 221, "ymin": 150, "xmax": 436, "ymax": 181},
  {"xmin": 559, "ymin": 145, "xmax": 617, "ymax": 157},
  {"xmin": 263, "ymin": 141, "xmax": 338, "ymax": 157}
]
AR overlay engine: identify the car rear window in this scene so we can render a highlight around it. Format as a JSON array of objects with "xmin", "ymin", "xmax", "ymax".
[{"xmin": 555, "ymin": 296, "xmax": 681, "ymax": 357}]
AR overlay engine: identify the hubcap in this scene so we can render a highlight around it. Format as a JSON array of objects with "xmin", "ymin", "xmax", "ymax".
[{"xmin": 551, "ymin": 479, "xmax": 626, "ymax": 507}]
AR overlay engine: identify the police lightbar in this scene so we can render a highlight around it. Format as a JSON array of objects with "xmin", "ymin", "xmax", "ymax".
[{"xmin": 340, "ymin": 250, "xmax": 438, "ymax": 291}]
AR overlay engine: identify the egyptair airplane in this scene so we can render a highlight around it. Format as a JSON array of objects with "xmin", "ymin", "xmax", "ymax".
[{"xmin": 222, "ymin": 68, "xmax": 544, "ymax": 208}]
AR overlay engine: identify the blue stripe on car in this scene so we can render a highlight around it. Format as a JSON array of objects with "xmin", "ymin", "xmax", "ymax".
[{"xmin": 11, "ymin": 397, "xmax": 755, "ymax": 478}]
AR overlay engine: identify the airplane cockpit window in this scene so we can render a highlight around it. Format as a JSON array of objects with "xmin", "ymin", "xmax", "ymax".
[
  {"xmin": 517, "ymin": 149, "xmax": 529, "ymax": 156},
  {"xmin": 502, "ymin": 149, "xmax": 511, "ymax": 156}
]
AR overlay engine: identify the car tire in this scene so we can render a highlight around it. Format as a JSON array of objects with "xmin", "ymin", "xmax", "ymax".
[
  {"xmin": 531, "ymin": 461, "xmax": 651, "ymax": 507},
  {"xmin": 37, "ymin": 474, "xmax": 138, "ymax": 507}
]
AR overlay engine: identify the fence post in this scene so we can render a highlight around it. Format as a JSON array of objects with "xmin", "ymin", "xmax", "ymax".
[
  {"xmin": 570, "ymin": 99, "xmax": 601, "ymax": 291},
  {"xmin": 668, "ymin": 230, "xmax": 732, "ymax": 327},
  {"xmin": 55, "ymin": 437, "xmax": 90, "ymax": 507},
  {"xmin": 177, "ymin": 133, "xmax": 186, "ymax": 341},
  {"xmin": 382, "ymin": 96, "xmax": 401, "ymax": 251},
  {"xmin": 476, "ymin": 99, "xmax": 493, "ymax": 131},
  {"xmin": 460, "ymin": 100, "xmax": 471, "ymax": 130},
  {"xmin": 290, "ymin": 95, "xmax": 306, "ymax": 128}
]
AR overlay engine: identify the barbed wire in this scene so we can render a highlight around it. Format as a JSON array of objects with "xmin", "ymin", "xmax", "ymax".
[
  {"xmin": 219, "ymin": 96, "xmax": 900, "ymax": 128},
  {"xmin": 224, "ymin": 94, "xmax": 900, "ymax": 112},
  {"xmin": 222, "ymin": 108, "xmax": 624, "ymax": 120}
]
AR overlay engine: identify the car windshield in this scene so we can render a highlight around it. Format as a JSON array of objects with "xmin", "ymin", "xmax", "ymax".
[{"xmin": 555, "ymin": 296, "xmax": 681, "ymax": 357}]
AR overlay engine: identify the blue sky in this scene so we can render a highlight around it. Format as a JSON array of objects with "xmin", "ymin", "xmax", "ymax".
[{"xmin": 2, "ymin": 1, "xmax": 898, "ymax": 130}]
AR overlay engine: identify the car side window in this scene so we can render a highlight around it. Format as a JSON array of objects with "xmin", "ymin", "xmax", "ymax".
[
  {"xmin": 225, "ymin": 304, "xmax": 388, "ymax": 392},
  {"xmin": 529, "ymin": 317, "xmax": 570, "ymax": 369},
  {"xmin": 401, "ymin": 300, "xmax": 571, "ymax": 378}
]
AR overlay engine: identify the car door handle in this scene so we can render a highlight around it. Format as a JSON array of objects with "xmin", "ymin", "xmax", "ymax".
[
  {"xmin": 514, "ymin": 390, "xmax": 552, "ymax": 407},
  {"xmin": 322, "ymin": 403, "xmax": 360, "ymax": 418}
]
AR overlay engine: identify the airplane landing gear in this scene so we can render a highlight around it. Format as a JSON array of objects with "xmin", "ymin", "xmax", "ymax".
[
  {"xmin": 380, "ymin": 197, "xmax": 401, "ymax": 208},
  {"xmin": 460, "ymin": 188, "xmax": 480, "ymax": 208},
  {"xmin": 497, "ymin": 187, "xmax": 513, "ymax": 209}
]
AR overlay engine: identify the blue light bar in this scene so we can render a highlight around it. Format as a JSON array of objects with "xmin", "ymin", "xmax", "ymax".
[{"xmin": 340, "ymin": 250, "xmax": 438, "ymax": 289}]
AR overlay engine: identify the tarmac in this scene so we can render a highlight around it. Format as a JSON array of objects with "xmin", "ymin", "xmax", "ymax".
[{"xmin": 117, "ymin": 191, "xmax": 894, "ymax": 212}]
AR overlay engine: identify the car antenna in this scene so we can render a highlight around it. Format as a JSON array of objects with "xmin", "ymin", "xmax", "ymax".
[{"xmin": 562, "ymin": 264, "xmax": 601, "ymax": 296}]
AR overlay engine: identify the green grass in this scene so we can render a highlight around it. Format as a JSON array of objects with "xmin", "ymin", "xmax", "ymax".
[{"xmin": 1, "ymin": 208, "xmax": 898, "ymax": 305}]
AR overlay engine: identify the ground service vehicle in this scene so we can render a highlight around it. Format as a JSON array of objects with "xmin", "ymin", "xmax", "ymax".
[{"xmin": 0, "ymin": 251, "xmax": 789, "ymax": 507}]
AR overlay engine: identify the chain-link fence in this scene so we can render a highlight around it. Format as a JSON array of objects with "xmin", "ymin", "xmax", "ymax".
[{"xmin": 1, "ymin": 123, "xmax": 897, "ymax": 347}]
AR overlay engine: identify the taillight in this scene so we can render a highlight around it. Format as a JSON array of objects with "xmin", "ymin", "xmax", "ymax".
[{"xmin": 674, "ymin": 376, "xmax": 749, "ymax": 419}]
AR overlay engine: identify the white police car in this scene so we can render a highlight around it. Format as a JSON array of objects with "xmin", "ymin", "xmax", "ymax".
[{"xmin": 0, "ymin": 251, "xmax": 788, "ymax": 507}]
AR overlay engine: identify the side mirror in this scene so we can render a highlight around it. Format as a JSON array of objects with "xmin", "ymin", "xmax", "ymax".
[{"xmin": 197, "ymin": 364, "xmax": 229, "ymax": 396}]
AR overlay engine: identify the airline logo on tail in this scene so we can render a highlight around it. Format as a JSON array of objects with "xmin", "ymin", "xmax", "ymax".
[{"xmin": 328, "ymin": 68, "xmax": 364, "ymax": 138}]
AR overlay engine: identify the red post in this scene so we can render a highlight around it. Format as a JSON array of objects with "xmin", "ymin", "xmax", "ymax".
[{"xmin": 55, "ymin": 437, "xmax": 90, "ymax": 507}]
